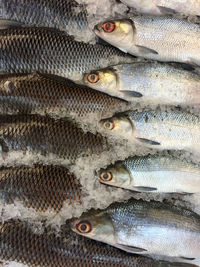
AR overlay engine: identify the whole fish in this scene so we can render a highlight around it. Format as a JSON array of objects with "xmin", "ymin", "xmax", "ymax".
[
  {"xmin": 99, "ymin": 109, "xmax": 200, "ymax": 153},
  {"xmin": 0, "ymin": 0, "xmax": 88, "ymax": 36},
  {"xmin": 98, "ymin": 155, "xmax": 200, "ymax": 193},
  {"xmin": 0, "ymin": 27, "xmax": 134, "ymax": 81},
  {"xmin": 0, "ymin": 165, "xmax": 81, "ymax": 212},
  {"xmin": 120, "ymin": 0, "xmax": 200, "ymax": 16},
  {"xmin": 94, "ymin": 17, "xmax": 200, "ymax": 66},
  {"xmin": 0, "ymin": 114, "xmax": 108, "ymax": 163},
  {"xmin": 0, "ymin": 220, "xmax": 170, "ymax": 267},
  {"xmin": 71, "ymin": 199, "xmax": 200, "ymax": 264},
  {"xmin": 83, "ymin": 62, "xmax": 200, "ymax": 105},
  {"xmin": 0, "ymin": 73, "xmax": 127, "ymax": 117}
]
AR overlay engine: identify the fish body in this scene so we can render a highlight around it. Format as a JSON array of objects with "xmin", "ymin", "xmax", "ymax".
[
  {"xmin": 120, "ymin": 0, "xmax": 200, "ymax": 16},
  {"xmin": 98, "ymin": 155, "xmax": 200, "ymax": 193},
  {"xmin": 0, "ymin": 114, "xmax": 108, "ymax": 163},
  {"xmin": 0, "ymin": 0, "xmax": 88, "ymax": 36},
  {"xmin": 71, "ymin": 199, "xmax": 200, "ymax": 263},
  {"xmin": 100, "ymin": 109, "xmax": 200, "ymax": 152},
  {"xmin": 0, "ymin": 165, "xmax": 81, "ymax": 212},
  {"xmin": 94, "ymin": 17, "xmax": 200, "ymax": 66},
  {"xmin": 0, "ymin": 219, "xmax": 166, "ymax": 267},
  {"xmin": 0, "ymin": 27, "xmax": 134, "ymax": 81},
  {"xmin": 84, "ymin": 62, "xmax": 200, "ymax": 105},
  {"xmin": 0, "ymin": 73, "xmax": 126, "ymax": 117}
]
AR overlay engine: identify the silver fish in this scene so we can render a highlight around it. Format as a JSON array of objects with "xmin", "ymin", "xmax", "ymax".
[
  {"xmin": 0, "ymin": 27, "xmax": 134, "ymax": 81},
  {"xmin": 98, "ymin": 154, "xmax": 200, "ymax": 193},
  {"xmin": 100, "ymin": 109, "xmax": 200, "ymax": 153},
  {"xmin": 120, "ymin": 0, "xmax": 200, "ymax": 16},
  {"xmin": 0, "ymin": 0, "xmax": 88, "ymax": 35},
  {"xmin": 83, "ymin": 62, "xmax": 200, "ymax": 105},
  {"xmin": 71, "ymin": 199, "xmax": 200, "ymax": 264},
  {"xmin": 94, "ymin": 17, "xmax": 200, "ymax": 66}
]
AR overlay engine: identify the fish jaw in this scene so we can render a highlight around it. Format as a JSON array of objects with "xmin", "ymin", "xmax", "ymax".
[
  {"xmin": 94, "ymin": 20, "xmax": 136, "ymax": 54},
  {"xmin": 98, "ymin": 163, "xmax": 133, "ymax": 189}
]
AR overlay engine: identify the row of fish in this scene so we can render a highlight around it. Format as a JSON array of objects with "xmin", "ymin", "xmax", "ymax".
[{"xmin": 1, "ymin": 0, "xmax": 200, "ymax": 266}]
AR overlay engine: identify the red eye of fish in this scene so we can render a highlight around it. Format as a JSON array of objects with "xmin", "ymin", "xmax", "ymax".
[
  {"xmin": 87, "ymin": 73, "xmax": 99, "ymax": 83},
  {"xmin": 76, "ymin": 221, "xmax": 92, "ymax": 233},
  {"xmin": 102, "ymin": 22, "xmax": 115, "ymax": 33},
  {"xmin": 100, "ymin": 171, "xmax": 113, "ymax": 182},
  {"xmin": 103, "ymin": 120, "xmax": 115, "ymax": 130}
]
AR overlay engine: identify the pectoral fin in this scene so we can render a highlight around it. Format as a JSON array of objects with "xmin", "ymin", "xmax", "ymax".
[
  {"xmin": 0, "ymin": 138, "xmax": 9, "ymax": 153},
  {"xmin": 136, "ymin": 137, "xmax": 160, "ymax": 146},
  {"xmin": 188, "ymin": 58, "xmax": 200, "ymax": 67},
  {"xmin": 134, "ymin": 186, "xmax": 157, "ymax": 192},
  {"xmin": 0, "ymin": 19, "xmax": 24, "ymax": 29},
  {"xmin": 116, "ymin": 243, "xmax": 147, "ymax": 254},
  {"xmin": 180, "ymin": 257, "xmax": 195, "ymax": 261},
  {"xmin": 120, "ymin": 90, "xmax": 143, "ymax": 98},
  {"xmin": 136, "ymin": 45, "xmax": 158, "ymax": 55},
  {"xmin": 157, "ymin": 6, "xmax": 177, "ymax": 14}
]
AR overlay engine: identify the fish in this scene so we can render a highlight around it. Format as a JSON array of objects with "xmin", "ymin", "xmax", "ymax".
[
  {"xmin": 98, "ymin": 154, "xmax": 200, "ymax": 193},
  {"xmin": 0, "ymin": 27, "xmax": 134, "ymax": 81},
  {"xmin": 99, "ymin": 108, "xmax": 200, "ymax": 153},
  {"xmin": 71, "ymin": 198, "xmax": 200, "ymax": 264},
  {"xmin": 120, "ymin": 0, "xmax": 200, "ymax": 16},
  {"xmin": 94, "ymin": 17, "xmax": 200, "ymax": 66},
  {"xmin": 0, "ymin": 73, "xmax": 127, "ymax": 117},
  {"xmin": 0, "ymin": 165, "xmax": 82, "ymax": 212},
  {"xmin": 0, "ymin": 0, "xmax": 88, "ymax": 36},
  {"xmin": 83, "ymin": 62, "xmax": 200, "ymax": 105},
  {"xmin": 0, "ymin": 219, "xmax": 171, "ymax": 267},
  {"xmin": 0, "ymin": 114, "xmax": 108, "ymax": 163}
]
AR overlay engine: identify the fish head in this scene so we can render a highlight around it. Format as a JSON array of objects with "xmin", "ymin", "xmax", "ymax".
[
  {"xmin": 100, "ymin": 115, "xmax": 134, "ymax": 140},
  {"xmin": 94, "ymin": 19, "xmax": 135, "ymax": 53},
  {"xmin": 71, "ymin": 210, "xmax": 115, "ymax": 245},
  {"xmin": 98, "ymin": 163, "xmax": 132, "ymax": 188},
  {"xmin": 83, "ymin": 68, "xmax": 118, "ymax": 96}
]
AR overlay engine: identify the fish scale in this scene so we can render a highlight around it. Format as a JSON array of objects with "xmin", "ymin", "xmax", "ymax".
[
  {"xmin": 0, "ymin": 73, "xmax": 126, "ymax": 117},
  {"xmin": 0, "ymin": 114, "xmax": 109, "ymax": 163},
  {"xmin": 0, "ymin": 165, "xmax": 82, "ymax": 212},
  {"xmin": 0, "ymin": 27, "xmax": 133, "ymax": 80}
]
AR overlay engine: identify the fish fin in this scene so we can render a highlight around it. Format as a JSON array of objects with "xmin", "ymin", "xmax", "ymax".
[
  {"xmin": 134, "ymin": 186, "xmax": 157, "ymax": 192},
  {"xmin": 117, "ymin": 46, "xmax": 128, "ymax": 53},
  {"xmin": 0, "ymin": 19, "xmax": 24, "ymax": 29},
  {"xmin": 116, "ymin": 243, "xmax": 147, "ymax": 254},
  {"xmin": 0, "ymin": 138, "xmax": 9, "ymax": 153},
  {"xmin": 136, "ymin": 137, "xmax": 160, "ymax": 146},
  {"xmin": 180, "ymin": 257, "xmax": 195, "ymax": 261},
  {"xmin": 188, "ymin": 58, "xmax": 200, "ymax": 67},
  {"xmin": 179, "ymin": 63, "xmax": 196, "ymax": 72},
  {"xmin": 136, "ymin": 45, "xmax": 158, "ymax": 55},
  {"xmin": 120, "ymin": 90, "xmax": 143, "ymax": 98},
  {"xmin": 157, "ymin": 6, "xmax": 177, "ymax": 14}
]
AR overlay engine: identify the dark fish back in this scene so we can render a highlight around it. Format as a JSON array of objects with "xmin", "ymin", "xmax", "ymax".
[
  {"xmin": 0, "ymin": 219, "xmax": 160, "ymax": 267},
  {"xmin": 0, "ymin": 165, "xmax": 82, "ymax": 212},
  {"xmin": 0, "ymin": 114, "xmax": 108, "ymax": 162},
  {"xmin": 0, "ymin": 0, "xmax": 88, "ymax": 33},
  {"xmin": 0, "ymin": 27, "xmax": 133, "ymax": 79},
  {"xmin": 0, "ymin": 73, "xmax": 126, "ymax": 116}
]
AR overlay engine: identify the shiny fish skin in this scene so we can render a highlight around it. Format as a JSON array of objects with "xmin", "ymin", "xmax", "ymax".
[
  {"xmin": 0, "ymin": 0, "xmax": 88, "ymax": 34},
  {"xmin": 94, "ymin": 17, "xmax": 200, "ymax": 66},
  {"xmin": 84, "ymin": 62, "xmax": 200, "ymax": 105},
  {"xmin": 99, "ymin": 155, "xmax": 200, "ymax": 193},
  {"xmin": 120, "ymin": 0, "xmax": 200, "ymax": 16},
  {"xmin": 0, "ymin": 27, "xmax": 134, "ymax": 81},
  {"xmin": 0, "ymin": 114, "xmax": 108, "ymax": 163},
  {"xmin": 0, "ymin": 220, "xmax": 161, "ymax": 267},
  {"xmin": 71, "ymin": 199, "xmax": 200, "ymax": 263},
  {"xmin": 100, "ymin": 109, "xmax": 200, "ymax": 153},
  {"xmin": 0, "ymin": 165, "xmax": 81, "ymax": 212},
  {"xmin": 0, "ymin": 73, "xmax": 127, "ymax": 117}
]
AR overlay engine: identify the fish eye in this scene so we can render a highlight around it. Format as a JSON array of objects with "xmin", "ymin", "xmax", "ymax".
[
  {"xmin": 102, "ymin": 22, "xmax": 115, "ymax": 33},
  {"xmin": 103, "ymin": 120, "xmax": 115, "ymax": 130},
  {"xmin": 87, "ymin": 73, "xmax": 99, "ymax": 83},
  {"xmin": 100, "ymin": 171, "xmax": 113, "ymax": 182},
  {"xmin": 76, "ymin": 221, "xmax": 92, "ymax": 233}
]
